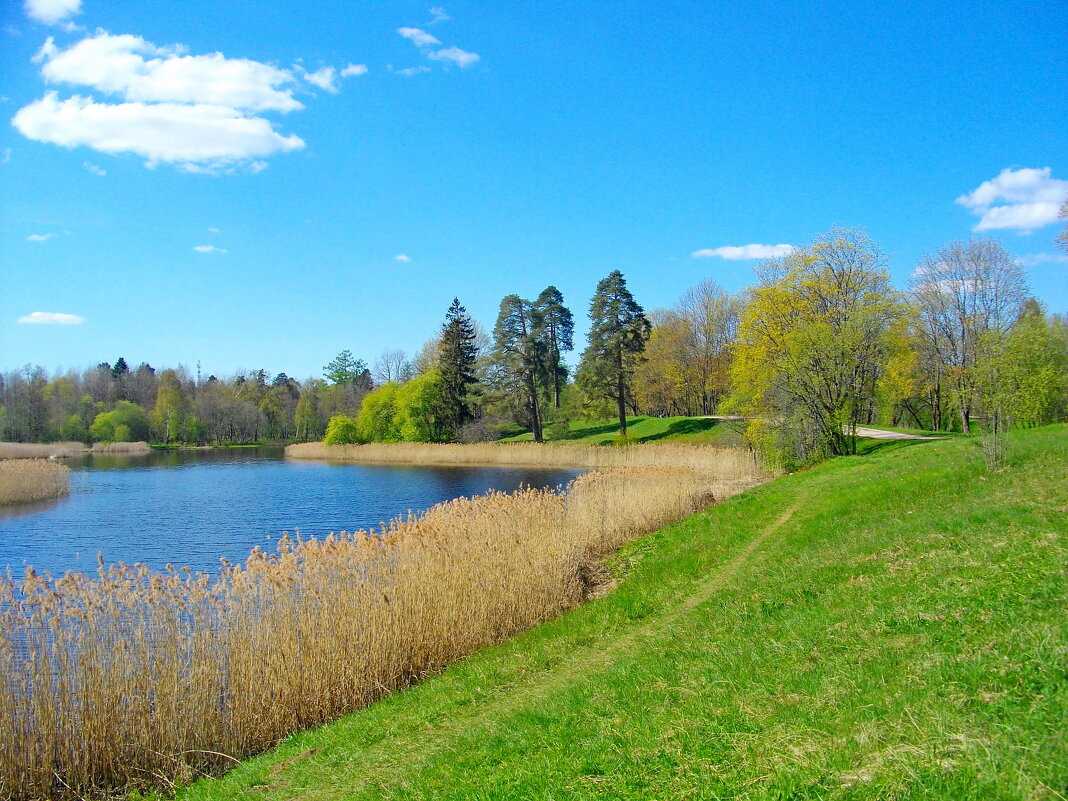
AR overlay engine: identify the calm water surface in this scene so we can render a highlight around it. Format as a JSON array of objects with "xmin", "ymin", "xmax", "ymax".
[{"xmin": 0, "ymin": 448, "xmax": 583, "ymax": 577}]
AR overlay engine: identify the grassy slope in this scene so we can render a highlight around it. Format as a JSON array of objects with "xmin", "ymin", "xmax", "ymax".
[
  {"xmin": 500, "ymin": 415, "xmax": 744, "ymax": 446},
  {"xmin": 175, "ymin": 427, "xmax": 1067, "ymax": 801}
]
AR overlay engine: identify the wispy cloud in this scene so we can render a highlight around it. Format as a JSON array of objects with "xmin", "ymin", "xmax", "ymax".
[
  {"xmin": 208, "ymin": 226, "xmax": 219, "ymax": 233},
  {"xmin": 429, "ymin": 7, "xmax": 451, "ymax": 24},
  {"xmin": 395, "ymin": 66, "xmax": 431, "ymax": 77},
  {"xmin": 956, "ymin": 167, "xmax": 1068, "ymax": 233},
  {"xmin": 18, "ymin": 311, "xmax": 85, "ymax": 324},
  {"xmin": 692, "ymin": 244, "xmax": 795, "ymax": 260},
  {"xmin": 299, "ymin": 66, "xmax": 339, "ymax": 93},
  {"xmin": 24, "ymin": 0, "xmax": 81, "ymax": 26},
  {"xmin": 27, "ymin": 232, "xmax": 57, "ymax": 242},
  {"xmin": 398, "ymin": 27, "xmax": 441, "ymax": 47},
  {"xmin": 82, "ymin": 160, "xmax": 105, "ymax": 176},
  {"xmin": 395, "ymin": 253, "xmax": 412, "ymax": 263},
  {"xmin": 428, "ymin": 46, "xmax": 479, "ymax": 68},
  {"xmin": 193, "ymin": 244, "xmax": 228, "ymax": 253},
  {"xmin": 0, "ymin": 148, "xmax": 10, "ymax": 164},
  {"xmin": 340, "ymin": 63, "xmax": 368, "ymax": 78},
  {"xmin": 1016, "ymin": 252, "xmax": 1068, "ymax": 267}
]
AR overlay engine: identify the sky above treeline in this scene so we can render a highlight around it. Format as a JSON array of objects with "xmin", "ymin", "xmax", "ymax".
[{"xmin": 2, "ymin": 0, "xmax": 1066, "ymax": 381}]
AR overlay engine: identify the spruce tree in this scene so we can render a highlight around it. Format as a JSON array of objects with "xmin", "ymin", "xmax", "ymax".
[
  {"xmin": 577, "ymin": 270, "xmax": 651, "ymax": 437},
  {"xmin": 438, "ymin": 298, "xmax": 479, "ymax": 439}
]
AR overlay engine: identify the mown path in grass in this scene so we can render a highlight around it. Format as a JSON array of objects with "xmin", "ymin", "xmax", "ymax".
[{"xmin": 174, "ymin": 427, "xmax": 1067, "ymax": 801}]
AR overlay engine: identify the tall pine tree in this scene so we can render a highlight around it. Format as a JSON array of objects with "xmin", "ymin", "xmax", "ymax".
[
  {"xmin": 577, "ymin": 270, "xmax": 651, "ymax": 437},
  {"xmin": 438, "ymin": 298, "xmax": 479, "ymax": 439},
  {"xmin": 492, "ymin": 295, "xmax": 546, "ymax": 442},
  {"xmin": 532, "ymin": 286, "xmax": 574, "ymax": 409}
]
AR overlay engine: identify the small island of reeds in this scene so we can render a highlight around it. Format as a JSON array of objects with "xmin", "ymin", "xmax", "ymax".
[{"xmin": 0, "ymin": 458, "xmax": 71, "ymax": 506}]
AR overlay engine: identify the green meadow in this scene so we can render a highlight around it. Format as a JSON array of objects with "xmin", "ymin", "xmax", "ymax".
[
  {"xmin": 499, "ymin": 415, "xmax": 745, "ymax": 446},
  {"xmin": 173, "ymin": 426, "xmax": 1067, "ymax": 800}
]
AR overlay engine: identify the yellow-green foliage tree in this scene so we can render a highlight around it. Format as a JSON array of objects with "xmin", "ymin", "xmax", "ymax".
[
  {"xmin": 394, "ymin": 370, "xmax": 447, "ymax": 442},
  {"xmin": 356, "ymin": 382, "xmax": 402, "ymax": 442},
  {"xmin": 89, "ymin": 400, "xmax": 150, "ymax": 443},
  {"xmin": 323, "ymin": 414, "xmax": 362, "ymax": 445},
  {"xmin": 729, "ymin": 227, "xmax": 900, "ymax": 463},
  {"xmin": 633, "ymin": 310, "xmax": 692, "ymax": 416},
  {"xmin": 151, "ymin": 369, "xmax": 189, "ymax": 443}
]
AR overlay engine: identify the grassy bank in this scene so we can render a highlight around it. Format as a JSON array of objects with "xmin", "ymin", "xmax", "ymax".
[
  {"xmin": 0, "ymin": 459, "xmax": 70, "ymax": 505},
  {"xmin": 1, "ymin": 449, "xmax": 765, "ymax": 798},
  {"xmin": 500, "ymin": 415, "xmax": 744, "ymax": 446},
  {"xmin": 177, "ymin": 426, "xmax": 1066, "ymax": 800}
]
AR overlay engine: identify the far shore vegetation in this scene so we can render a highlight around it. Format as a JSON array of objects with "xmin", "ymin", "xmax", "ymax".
[{"xmin": 3, "ymin": 228, "xmax": 1064, "ymax": 471}]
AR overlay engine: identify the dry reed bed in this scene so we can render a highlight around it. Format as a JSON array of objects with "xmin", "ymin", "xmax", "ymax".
[
  {"xmin": 0, "ymin": 442, "xmax": 86, "ymax": 460},
  {"xmin": 0, "ymin": 460, "xmax": 70, "ymax": 506},
  {"xmin": 0, "ymin": 449, "xmax": 768, "ymax": 799},
  {"xmin": 91, "ymin": 441, "xmax": 151, "ymax": 454},
  {"xmin": 287, "ymin": 440, "xmax": 760, "ymax": 472}
]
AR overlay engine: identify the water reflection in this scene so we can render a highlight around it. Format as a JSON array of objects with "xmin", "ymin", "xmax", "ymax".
[{"xmin": 0, "ymin": 448, "xmax": 582, "ymax": 578}]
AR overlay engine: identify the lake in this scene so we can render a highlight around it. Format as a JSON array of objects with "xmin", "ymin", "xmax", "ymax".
[{"xmin": 0, "ymin": 448, "xmax": 583, "ymax": 578}]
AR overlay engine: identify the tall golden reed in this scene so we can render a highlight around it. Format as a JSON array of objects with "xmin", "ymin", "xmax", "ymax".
[
  {"xmin": 0, "ymin": 447, "xmax": 768, "ymax": 799},
  {"xmin": 287, "ymin": 440, "xmax": 761, "ymax": 471},
  {"xmin": 0, "ymin": 459, "xmax": 70, "ymax": 506},
  {"xmin": 0, "ymin": 442, "xmax": 86, "ymax": 460}
]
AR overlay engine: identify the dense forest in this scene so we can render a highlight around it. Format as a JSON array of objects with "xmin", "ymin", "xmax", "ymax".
[{"xmin": 3, "ymin": 227, "xmax": 1066, "ymax": 465}]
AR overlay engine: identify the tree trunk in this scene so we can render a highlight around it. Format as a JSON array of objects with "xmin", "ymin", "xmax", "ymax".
[{"xmin": 616, "ymin": 347, "xmax": 627, "ymax": 437}]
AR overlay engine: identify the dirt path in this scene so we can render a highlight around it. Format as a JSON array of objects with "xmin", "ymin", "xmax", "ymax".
[
  {"xmin": 854, "ymin": 427, "xmax": 942, "ymax": 440},
  {"xmin": 281, "ymin": 501, "xmax": 801, "ymax": 799}
]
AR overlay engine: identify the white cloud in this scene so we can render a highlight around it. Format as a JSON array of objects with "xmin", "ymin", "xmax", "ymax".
[
  {"xmin": 13, "ymin": 92, "xmax": 305, "ymax": 169},
  {"xmin": 36, "ymin": 32, "xmax": 303, "ymax": 112},
  {"xmin": 1016, "ymin": 252, "xmax": 1068, "ymax": 267},
  {"xmin": 193, "ymin": 245, "xmax": 228, "ymax": 253},
  {"xmin": 428, "ymin": 46, "xmax": 479, "ymax": 68},
  {"xmin": 299, "ymin": 65, "xmax": 338, "ymax": 93},
  {"xmin": 956, "ymin": 167, "xmax": 1068, "ymax": 233},
  {"xmin": 27, "ymin": 232, "xmax": 57, "ymax": 241},
  {"xmin": 399, "ymin": 27, "xmax": 441, "ymax": 47},
  {"xmin": 692, "ymin": 244, "xmax": 795, "ymax": 260},
  {"xmin": 395, "ymin": 66, "xmax": 430, "ymax": 77},
  {"xmin": 208, "ymin": 226, "xmax": 219, "ymax": 232},
  {"xmin": 429, "ymin": 7, "xmax": 451, "ymax": 24},
  {"xmin": 395, "ymin": 253, "xmax": 411, "ymax": 263},
  {"xmin": 18, "ymin": 311, "xmax": 85, "ymax": 324},
  {"xmin": 25, "ymin": 0, "xmax": 81, "ymax": 25},
  {"xmin": 340, "ymin": 63, "xmax": 368, "ymax": 78},
  {"xmin": 82, "ymin": 160, "xmax": 105, "ymax": 175}
]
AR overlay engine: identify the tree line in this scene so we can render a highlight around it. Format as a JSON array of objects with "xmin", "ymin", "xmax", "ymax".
[{"xmin": 3, "ymin": 226, "xmax": 1065, "ymax": 465}]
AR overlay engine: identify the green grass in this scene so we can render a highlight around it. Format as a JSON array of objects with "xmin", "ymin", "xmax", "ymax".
[
  {"xmin": 172, "ymin": 426, "xmax": 1067, "ymax": 800},
  {"xmin": 499, "ymin": 415, "xmax": 744, "ymax": 446}
]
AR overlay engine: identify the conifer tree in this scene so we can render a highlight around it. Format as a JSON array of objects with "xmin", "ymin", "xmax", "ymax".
[
  {"xmin": 577, "ymin": 270, "xmax": 651, "ymax": 437},
  {"xmin": 438, "ymin": 297, "xmax": 479, "ymax": 439},
  {"xmin": 532, "ymin": 286, "xmax": 574, "ymax": 409}
]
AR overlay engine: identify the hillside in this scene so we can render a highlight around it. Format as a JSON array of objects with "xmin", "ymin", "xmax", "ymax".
[
  {"xmin": 175, "ymin": 426, "xmax": 1067, "ymax": 800},
  {"xmin": 499, "ymin": 415, "xmax": 745, "ymax": 446}
]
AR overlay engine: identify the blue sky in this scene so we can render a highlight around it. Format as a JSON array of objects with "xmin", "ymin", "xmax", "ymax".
[{"xmin": 2, "ymin": 0, "xmax": 1066, "ymax": 380}]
